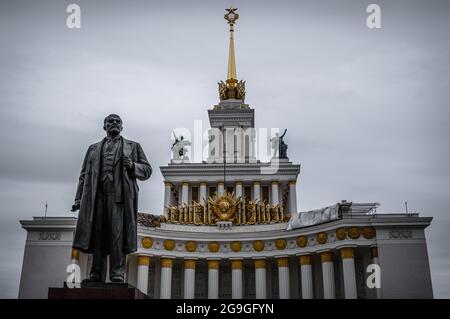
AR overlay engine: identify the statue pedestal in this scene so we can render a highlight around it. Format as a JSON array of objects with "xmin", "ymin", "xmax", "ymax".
[
  {"xmin": 270, "ymin": 157, "xmax": 290, "ymax": 163},
  {"xmin": 171, "ymin": 158, "xmax": 190, "ymax": 164},
  {"xmin": 48, "ymin": 283, "xmax": 148, "ymax": 299}
]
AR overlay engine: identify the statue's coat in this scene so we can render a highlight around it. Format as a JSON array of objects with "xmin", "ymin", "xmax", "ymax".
[{"xmin": 73, "ymin": 137, "xmax": 152, "ymax": 254}]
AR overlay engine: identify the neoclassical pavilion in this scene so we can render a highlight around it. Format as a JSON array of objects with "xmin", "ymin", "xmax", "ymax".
[{"xmin": 18, "ymin": 7, "xmax": 433, "ymax": 299}]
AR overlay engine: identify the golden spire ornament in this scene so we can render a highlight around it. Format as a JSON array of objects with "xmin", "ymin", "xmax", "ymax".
[
  {"xmin": 218, "ymin": 6, "xmax": 246, "ymax": 102},
  {"xmin": 225, "ymin": 6, "xmax": 238, "ymax": 83}
]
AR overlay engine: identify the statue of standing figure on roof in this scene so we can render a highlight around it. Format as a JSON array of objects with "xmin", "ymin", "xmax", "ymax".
[
  {"xmin": 171, "ymin": 132, "xmax": 191, "ymax": 162},
  {"xmin": 271, "ymin": 129, "xmax": 288, "ymax": 159}
]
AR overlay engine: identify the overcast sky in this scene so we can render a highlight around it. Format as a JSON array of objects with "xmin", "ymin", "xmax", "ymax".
[{"xmin": 0, "ymin": 0, "xmax": 449, "ymax": 298}]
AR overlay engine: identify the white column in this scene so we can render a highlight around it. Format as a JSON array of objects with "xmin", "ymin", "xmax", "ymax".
[
  {"xmin": 253, "ymin": 181, "xmax": 261, "ymax": 201},
  {"xmin": 321, "ymin": 252, "xmax": 336, "ymax": 299},
  {"xmin": 208, "ymin": 128, "xmax": 218, "ymax": 162},
  {"xmin": 271, "ymin": 181, "xmax": 279, "ymax": 205},
  {"xmin": 183, "ymin": 259, "xmax": 196, "ymax": 299},
  {"xmin": 160, "ymin": 258, "xmax": 173, "ymax": 299},
  {"xmin": 237, "ymin": 127, "xmax": 245, "ymax": 163},
  {"xmin": 341, "ymin": 247, "xmax": 357, "ymax": 299},
  {"xmin": 137, "ymin": 256, "xmax": 150, "ymax": 294},
  {"xmin": 70, "ymin": 248, "xmax": 80, "ymax": 265},
  {"xmin": 208, "ymin": 260, "xmax": 219, "ymax": 299},
  {"xmin": 181, "ymin": 182, "xmax": 189, "ymax": 204},
  {"xmin": 164, "ymin": 182, "xmax": 172, "ymax": 217},
  {"xmin": 371, "ymin": 247, "xmax": 382, "ymax": 299},
  {"xmin": 288, "ymin": 180, "xmax": 297, "ymax": 214},
  {"xmin": 235, "ymin": 181, "xmax": 243, "ymax": 198},
  {"xmin": 217, "ymin": 182, "xmax": 225, "ymax": 196},
  {"xmin": 244, "ymin": 128, "xmax": 257, "ymax": 162},
  {"xmin": 231, "ymin": 260, "xmax": 243, "ymax": 299},
  {"xmin": 299, "ymin": 255, "xmax": 314, "ymax": 299},
  {"xmin": 199, "ymin": 182, "xmax": 207, "ymax": 204},
  {"xmin": 254, "ymin": 259, "xmax": 267, "ymax": 299},
  {"xmin": 277, "ymin": 257, "xmax": 290, "ymax": 299},
  {"xmin": 67, "ymin": 249, "xmax": 81, "ymax": 288}
]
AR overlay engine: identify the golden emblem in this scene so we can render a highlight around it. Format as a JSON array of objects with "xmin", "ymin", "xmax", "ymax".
[
  {"xmin": 208, "ymin": 192, "xmax": 238, "ymax": 221},
  {"xmin": 316, "ymin": 232, "xmax": 328, "ymax": 245},
  {"xmin": 362, "ymin": 226, "xmax": 376, "ymax": 239},
  {"xmin": 163, "ymin": 239, "xmax": 175, "ymax": 251},
  {"xmin": 209, "ymin": 242, "xmax": 220, "ymax": 253},
  {"xmin": 230, "ymin": 241, "xmax": 242, "ymax": 252},
  {"xmin": 185, "ymin": 241, "xmax": 197, "ymax": 252},
  {"xmin": 348, "ymin": 227, "xmax": 361, "ymax": 239},
  {"xmin": 275, "ymin": 239, "xmax": 287, "ymax": 250},
  {"xmin": 296, "ymin": 236, "xmax": 308, "ymax": 248},
  {"xmin": 141, "ymin": 237, "xmax": 153, "ymax": 249},
  {"xmin": 253, "ymin": 240, "xmax": 265, "ymax": 252},
  {"xmin": 336, "ymin": 227, "xmax": 346, "ymax": 240}
]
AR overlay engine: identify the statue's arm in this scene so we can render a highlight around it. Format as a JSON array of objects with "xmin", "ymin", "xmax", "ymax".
[
  {"xmin": 132, "ymin": 143, "xmax": 152, "ymax": 181},
  {"xmin": 72, "ymin": 148, "xmax": 89, "ymax": 210}
]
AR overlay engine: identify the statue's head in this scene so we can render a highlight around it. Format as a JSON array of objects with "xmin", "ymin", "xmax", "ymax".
[{"xmin": 103, "ymin": 114, "xmax": 123, "ymax": 136}]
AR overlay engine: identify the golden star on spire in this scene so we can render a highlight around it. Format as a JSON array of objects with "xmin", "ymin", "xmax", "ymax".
[{"xmin": 224, "ymin": 6, "xmax": 239, "ymax": 26}]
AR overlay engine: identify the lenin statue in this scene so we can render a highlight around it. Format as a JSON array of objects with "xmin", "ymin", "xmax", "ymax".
[{"xmin": 71, "ymin": 114, "xmax": 152, "ymax": 283}]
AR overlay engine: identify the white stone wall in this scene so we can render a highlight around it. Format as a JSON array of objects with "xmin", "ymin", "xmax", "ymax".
[
  {"xmin": 376, "ymin": 227, "xmax": 433, "ymax": 298},
  {"xmin": 18, "ymin": 228, "xmax": 74, "ymax": 299}
]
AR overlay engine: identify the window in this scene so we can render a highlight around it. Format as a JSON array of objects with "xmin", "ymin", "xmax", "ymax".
[
  {"xmin": 192, "ymin": 186, "xmax": 199, "ymax": 203},
  {"xmin": 244, "ymin": 186, "xmax": 251, "ymax": 200},
  {"xmin": 262, "ymin": 186, "xmax": 269, "ymax": 203}
]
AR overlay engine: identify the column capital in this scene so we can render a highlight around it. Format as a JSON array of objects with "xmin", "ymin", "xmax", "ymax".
[
  {"xmin": 217, "ymin": 182, "xmax": 225, "ymax": 186},
  {"xmin": 299, "ymin": 255, "xmax": 312, "ymax": 266},
  {"xmin": 182, "ymin": 181, "xmax": 189, "ymax": 187},
  {"xmin": 138, "ymin": 255, "xmax": 150, "ymax": 266},
  {"xmin": 288, "ymin": 180, "xmax": 297, "ymax": 185},
  {"xmin": 71, "ymin": 248, "xmax": 79, "ymax": 260},
  {"xmin": 164, "ymin": 181, "xmax": 172, "ymax": 187},
  {"xmin": 235, "ymin": 181, "xmax": 243, "ymax": 185},
  {"xmin": 276, "ymin": 257, "xmax": 289, "ymax": 268},
  {"xmin": 199, "ymin": 181, "xmax": 208, "ymax": 186},
  {"xmin": 161, "ymin": 258, "xmax": 174, "ymax": 268},
  {"xmin": 208, "ymin": 260, "xmax": 220, "ymax": 270},
  {"xmin": 231, "ymin": 259, "xmax": 243, "ymax": 270},
  {"xmin": 254, "ymin": 259, "xmax": 266, "ymax": 269},
  {"xmin": 253, "ymin": 181, "xmax": 261, "ymax": 185},
  {"xmin": 184, "ymin": 259, "xmax": 196, "ymax": 269},
  {"xmin": 320, "ymin": 251, "xmax": 334, "ymax": 263},
  {"xmin": 340, "ymin": 247, "xmax": 355, "ymax": 259},
  {"xmin": 271, "ymin": 180, "xmax": 280, "ymax": 185},
  {"xmin": 335, "ymin": 244, "xmax": 358, "ymax": 250},
  {"xmin": 370, "ymin": 246, "xmax": 379, "ymax": 258}
]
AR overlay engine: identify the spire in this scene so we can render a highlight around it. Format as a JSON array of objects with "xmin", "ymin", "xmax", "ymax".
[
  {"xmin": 225, "ymin": 6, "xmax": 238, "ymax": 83},
  {"xmin": 218, "ymin": 7, "xmax": 246, "ymax": 103}
]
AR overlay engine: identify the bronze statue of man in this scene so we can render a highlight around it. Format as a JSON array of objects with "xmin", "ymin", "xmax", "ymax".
[{"xmin": 71, "ymin": 114, "xmax": 152, "ymax": 283}]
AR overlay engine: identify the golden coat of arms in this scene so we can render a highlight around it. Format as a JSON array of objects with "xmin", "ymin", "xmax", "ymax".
[{"xmin": 208, "ymin": 192, "xmax": 239, "ymax": 221}]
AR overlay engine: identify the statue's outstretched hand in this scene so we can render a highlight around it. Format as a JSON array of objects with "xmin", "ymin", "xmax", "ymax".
[{"xmin": 71, "ymin": 200, "xmax": 80, "ymax": 212}]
